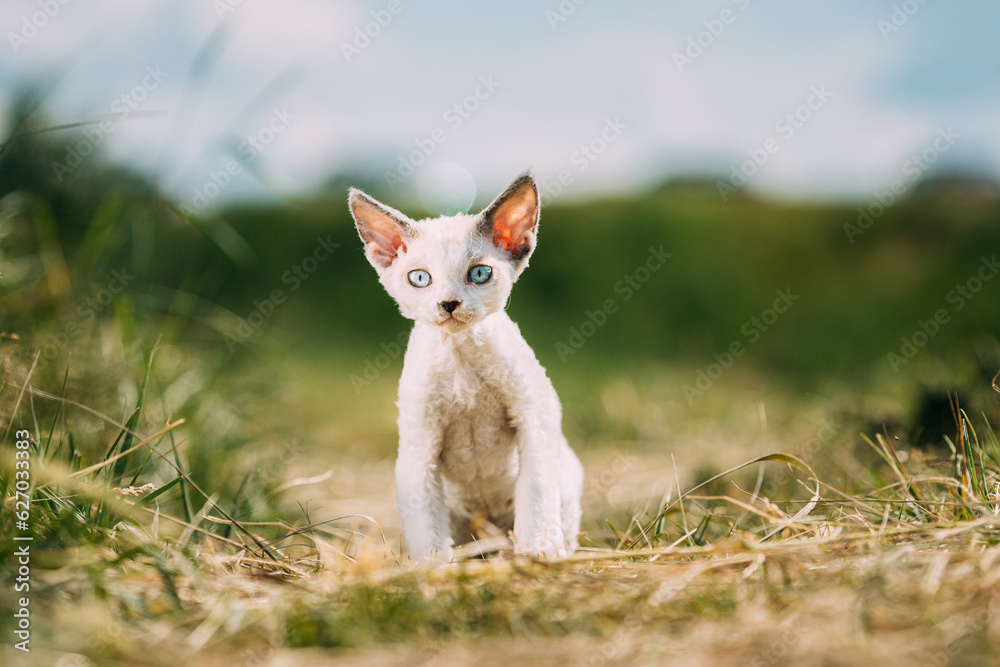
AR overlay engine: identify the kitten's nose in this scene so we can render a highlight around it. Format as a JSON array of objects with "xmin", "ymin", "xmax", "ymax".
[{"xmin": 440, "ymin": 300, "xmax": 460, "ymax": 314}]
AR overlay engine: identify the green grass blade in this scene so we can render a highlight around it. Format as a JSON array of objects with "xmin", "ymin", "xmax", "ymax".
[
  {"xmin": 693, "ymin": 512, "xmax": 712, "ymax": 546},
  {"xmin": 982, "ymin": 414, "xmax": 1000, "ymax": 466},
  {"xmin": 127, "ymin": 449, "xmax": 156, "ymax": 487},
  {"xmin": 133, "ymin": 477, "xmax": 183, "ymax": 509},
  {"xmin": 75, "ymin": 191, "xmax": 124, "ymax": 270},
  {"xmin": 106, "ymin": 407, "xmax": 140, "ymax": 484},
  {"xmin": 629, "ymin": 452, "xmax": 820, "ymax": 549},
  {"xmin": 111, "ymin": 348, "xmax": 157, "ymax": 483},
  {"xmin": 170, "ymin": 430, "xmax": 193, "ymax": 524},
  {"xmin": 43, "ymin": 365, "xmax": 70, "ymax": 459}
]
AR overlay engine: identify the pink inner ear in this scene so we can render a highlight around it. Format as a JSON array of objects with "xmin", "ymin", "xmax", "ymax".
[
  {"xmin": 492, "ymin": 198, "xmax": 536, "ymax": 254},
  {"xmin": 365, "ymin": 226, "xmax": 404, "ymax": 267},
  {"xmin": 369, "ymin": 244, "xmax": 399, "ymax": 266},
  {"xmin": 493, "ymin": 227, "xmax": 513, "ymax": 248},
  {"xmin": 366, "ymin": 224, "xmax": 403, "ymax": 255},
  {"xmin": 353, "ymin": 197, "xmax": 408, "ymax": 267}
]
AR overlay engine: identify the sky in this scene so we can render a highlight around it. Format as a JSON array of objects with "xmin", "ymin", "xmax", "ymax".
[{"xmin": 1, "ymin": 0, "xmax": 998, "ymax": 211}]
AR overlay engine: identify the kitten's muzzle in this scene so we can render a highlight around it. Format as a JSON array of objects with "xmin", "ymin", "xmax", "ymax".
[{"xmin": 440, "ymin": 300, "xmax": 461, "ymax": 314}]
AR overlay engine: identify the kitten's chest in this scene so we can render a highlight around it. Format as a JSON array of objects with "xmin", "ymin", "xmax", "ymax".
[{"xmin": 430, "ymin": 358, "xmax": 520, "ymax": 482}]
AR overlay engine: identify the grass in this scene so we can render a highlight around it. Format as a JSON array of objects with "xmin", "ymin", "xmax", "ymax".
[
  {"xmin": 3, "ymin": 100, "xmax": 1000, "ymax": 666},
  {"xmin": 3, "ymin": 331, "xmax": 1000, "ymax": 665}
]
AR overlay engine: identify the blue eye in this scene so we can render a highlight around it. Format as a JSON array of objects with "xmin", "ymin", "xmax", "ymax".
[
  {"xmin": 407, "ymin": 269, "xmax": 431, "ymax": 288},
  {"xmin": 467, "ymin": 265, "xmax": 492, "ymax": 284}
]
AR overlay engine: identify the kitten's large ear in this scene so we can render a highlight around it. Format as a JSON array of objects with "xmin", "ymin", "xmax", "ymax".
[
  {"xmin": 478, "ymin": 172, "xmax": 539, "ymax": 264},
  {"xmin": 348, "ymin": 188, "xmax": 412, "ymax": 270}
]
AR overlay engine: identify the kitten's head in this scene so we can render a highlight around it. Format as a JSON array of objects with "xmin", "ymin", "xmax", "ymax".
[{"xmin": 349, "ymin": 173, "xmax": 539, "ymax": 333}]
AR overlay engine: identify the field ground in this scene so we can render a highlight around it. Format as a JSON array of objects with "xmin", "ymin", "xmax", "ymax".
[
  {"xmin": 1, "ymin": 150, "xmax": 999, "ymax": 664},
  {"xmin": 6, "ymin": 497, "xmax": 1000, "ymax": 666},
  {"xmin": 4, "ymin": 343, "xmax": 1000, "ymax": 667}
]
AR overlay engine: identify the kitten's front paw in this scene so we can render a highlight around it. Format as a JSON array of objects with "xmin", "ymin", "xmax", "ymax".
[
  {"xmin": 515, "ymin": 545, "xmax": 571, "ymax": 559},
  {"xmin": 514, "ymin": 533, "xmax": 571, "ymax": 559},
  {"xmin": 408, "ymin": 545, "xmax": 455, "ymax": 565}
]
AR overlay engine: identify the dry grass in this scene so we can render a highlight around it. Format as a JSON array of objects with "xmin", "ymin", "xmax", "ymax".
[
  {"xmin": 7, "ymin": 517, "xmax": 1000, "ymax": 666},
  {"xmin": 4, "ymin": 91, "xmax": 1000, "ymax": 666},
  {"xmin": 3, "ymin": 336, "xmax": 1000, "ymax": 666}
]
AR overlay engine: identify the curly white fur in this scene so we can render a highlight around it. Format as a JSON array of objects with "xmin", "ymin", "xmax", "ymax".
[{"xmin": 348, "ymin": 173, "xmax": 583, "ymax": 562}]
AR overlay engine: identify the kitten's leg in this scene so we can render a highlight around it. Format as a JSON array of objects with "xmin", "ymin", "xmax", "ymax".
[
  {"xmin": 513, "ymin": 428, "xmax": 566, "ymax": 557},
  {"xmin": 559, "ymin": 438, "xmax": 584, "ymax": 551},
  {"xmin": 395, "ymin": 428, "xmax": 452, "ymax": 563}
]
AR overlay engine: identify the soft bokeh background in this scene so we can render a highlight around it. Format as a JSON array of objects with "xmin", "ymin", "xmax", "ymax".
[
  {"xmin": 2, "ymin": 0, "xmax": 1000, "ymax": 565},
  {"xmin": 3, "ymin": 1, "xmax": 1000, "ymax": 201}
]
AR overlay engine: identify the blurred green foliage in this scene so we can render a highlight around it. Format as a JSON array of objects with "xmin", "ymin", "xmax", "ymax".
[
  {"xmin": 2, "ymin": 101, "xmax": 999, "ymax": 401},
  {"xmin": 5, "ymin": 98, "xmax": 1000, "ymax": 665}
]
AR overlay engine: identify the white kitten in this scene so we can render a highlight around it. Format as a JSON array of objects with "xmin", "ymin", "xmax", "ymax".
[{"xmin": 348, "ymin": 173, "xmax": 583, "ymax": 562}]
